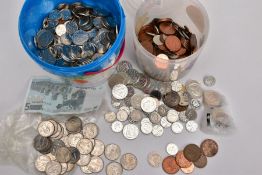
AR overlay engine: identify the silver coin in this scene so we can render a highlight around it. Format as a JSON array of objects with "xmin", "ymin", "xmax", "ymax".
[
  {"xmin": 87, "ymin": 156, "xmax": 104, "ymax": 173},
  {"xmin": 60, "ymin": 136, "xmax": 70, "ymax": 147},
  {"xmin": 171, "ymin": 122, "xmax": 184, "ymax": 134},
  {"xmin": 45, "ymin": 161, "xmax": 62, "ymax": 175},
  {"xmin": 59, "ymin": 123, "xmax": 69, "ymax": 137},
  {"xmin": 112, "ymin": 84, "xmax": 128, "ymax": 100},
  {"xmin": 203, "ymin": 75, "xmax": 216, "ymax": 87},
  {"xmin": 116, "ymin": 60, "xmax": 133, "ymax": 73},
  {"xmin": 120, "ymin": 153, "xmax": 137, "ymax": 171},
  {"xmin": 203, "ymin": 90, "xmax": 223, "ymax": 107},
  {"xmin": 104, "ymin": 112, "xmax": 117, "ymax": 123},
  {"xmin": 71, "ymin": 30, "xmax": 89, "ymax": 45},
  {"xmin": 210, "ymin": 108, "xmax": 231, "ymax": 129},
  {"xmin": 141, "ymin": 118, "xmax": 151, "ymax": 125},
  {"xmin": 91, "ymin": 139, "xmax": 105, "ymax": 156},
  {"xmin": 68, "ymin": 133, "xmax": 83, "ymax": 147},
  {"xmin": 152, "ymin": 125, "xmax": 164, "ymax": 137},
  {"xmin": 35, "ymin": 155, "xmax": 51, "ymax": 172},
  {"xmin": 141, "ymin": 122, "xmax": 153, "ymax": 135},
  {"xmin": 111, "ymin": 121, "xmax": 123, "ymax": 133},
  {"xmin": 76, "ymin": 139, "xmax": 93, "ymax": 155},
  {"xmin": 190, "ymin": 99, "xmax": 201, "ymax": 109},
  {"xmin": 167, "ymin": 110, "xmax": 179, "ymax": 123},
  {"xmin": 116, "ymin": 110, "xmax": 129, "ymax": 122},
  {"xmin": 166, "ymin": 143, "xmax": 179, "ymax": 155},
  {"xmin": 157, "ymin": 104, "xmax": 168, "ymax": 117},
  {"xmin": 105, "ymin": 144, "xmax": 121, "ymax": 161},
  {"xmin": 130, "ymin": 94, "xmax": 144, "ymax": 109},
  {"xmin": 55, "ymin": 24, "xmax": 67, "ymax": 36},
  {"xmin": 77, "ymin": 154, "xmax": 91, "ymax": 166},
  {"xmin": 147, "ymin": 152, "xmax": 162, "ymax": 168},
  {"xmin": 55, "ymin": 147, "xmax": 71, "ymax": 163},
  {"xmin": 80, "ymin": 164, "xmax": 92, "ymax": 174},
  {"xmin": 123, "ymin": 124, "xmax": 140, "ymax": 140},
  {"xmin": 83, "ymin": 123, "xmax": 99, "ymax": 139},
  {"xmin": 185, "ymin": 108, "xmax": 198, "ymax": 121},
  {"xmin": 38, "ymin": 121, "xmax": 55, "ymax": 137},
  {"xmin": 186, "ymin": 121, "xmax": 198, "ymax": 133},
  {"xmin": 179, "ymin": 111, "xmax": 188, "ymax": 123},
  {"xmin": 149, "ymin": 112, "xmax": 162, "ymax": 124},
  {"xmin": 160, "ymin": 117, "xmax": 172, "ymax": 128},
  {"xmin": 171, "ymin": 81, "xmax": 184, "ymax": 92},
  {"xmin": 186, "ymin": 80, "xmax": 203, "ymax": 99},
  {"xmin": 153, "ymin": 35, "xmax": 163, "ymax": 45},
  {"xmin": 130, "ymin": 109, "xmax": 143, "ymax": 123},
  {"xmin": 106, "ymin": 162, "xmax": 123, "ymax": 175},
  {"xmin": 141, "ymin": 97, "xmax": 157, "ymax": 113},
  {"xmin": 170, "ymin": 69, "xmax": 179, "ymax": 81},
  {"xmin": 119, "ymin": 106, "xmax": 131, "ymax": 115},
  {"xmin": 60, "ymin": 163, "xmax": 68, "ymax": 175}
]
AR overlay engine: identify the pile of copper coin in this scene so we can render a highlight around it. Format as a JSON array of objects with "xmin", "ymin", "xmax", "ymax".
[
  {"xmin": 138, "ymin": 18, "xmax": 197, "ymax": 59},
  {"xmin": 34, "ymin": 2, "xmax": 117, "ymax": 67},
  {"xmin": 33, "ymin": 116, "xmax": 137, "ymax": 175}
]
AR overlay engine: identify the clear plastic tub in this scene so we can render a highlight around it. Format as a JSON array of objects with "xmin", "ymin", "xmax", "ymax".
[{"xmin": 132, "ymin": 0, "xmax": 210, "ymax": 81}]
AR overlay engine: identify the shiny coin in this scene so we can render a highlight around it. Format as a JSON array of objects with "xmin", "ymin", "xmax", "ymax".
[
  {"xmin": 83, "ymin": 123, "xmax": 99, "ymax": 139},
  {"xmin": 152, "ymin": 125, "xmax": 164, "ymax": 137},
  {"xmin": 167, "ymin": 109, "xmax": 179, "ymax": 123},
  {"xmin": 181, "ymin": 163, "xmax": 195, "ymax": 174},
  {"xmin": 45, "ymin": 161, "xmax": 62, "ymax": 175},
  {"xmin": 190, "ymin": 99, "xmax": 201, "ymax": 109},
  {"xmin": 65, "ymin": 21, "xmax": 78, "ymax": 35},
  {"xmin": 76, "ymin": 139, "xmax": 93, "ymax": 155},
  {"xmin": 165, "ymin": 35, "xmax": 182, "ymax": 52},
  {"xmin": 68, "ymin": 133, "xmax": 83, "ymax": 147},
  {"xmin": 112, "ymin": 84, "xmax": 128, "ymax": 100},
  {"xmin": 185, "ymin": 108, "xmax": 198, "ymax": 121},
  {"xmin": 65, "ymin": 116, "xmax": 82, "ymax": 134},
  {"xmin": 55, "ymin": 24, "xmax": 67, "ymax": 36},
  {"xmin": 131, "ymin": 94, "xmax": 144, "ymax": 109},
  {"xmin": 91, "ymin": 139, "xmax": 105, "ymax": 156},
  {"xmin": 106, "ymin": 162, "xmax": 123, "ymax": 175},
  {"xmin": 117, "ymin": 110, "xmax": 129, "ymax": 122},
  {"xmin": 35, "ymin": 155, "xmax": 51, "ymax": 172},
  {"xmin": 148, "ymin": 152, "xmax": 162, "ymax": 168},
  {"xmin": 171, "ymin": 122, "xmax": 184, "ymax": 134},
  {"xmin": 186, "ymin": 80, "xmax": 203, "ymax": 99},
  {"xmin": 186, "ymin": 121, "xmax": 198, "ymax": 133},
  {"xmin": 153, "ymin": 35, "xmax": 163, "ymax": 45},
  {"xmin": 55, "ymin": 147, "xmax": 71, "ymax": 163},
  {"xmin": 105, "ymin": 144, "xmax": 121, "ymax": 161},
  {"xmin": 104, "ymin": 112, "xmax": 117, "ymax": 123},
  {"xmin": 141, "ymin": 122, "xmax": 153, "ymax": 135},
  {"xmin": 171, "ymin": 81, "xmax": 184, "ymax": 92},
  {"xmin": 149, "ymin": 112, "xmax": 162, "ymax": 124},
  {"xmin": 77, "ymin": 154, "xmax": 91, "ymax": 166},
  {"xmin": 130, "ymin": 109, "xmax": 143, "ymax": 123},
  {"xmin": 158, "ymin": 104, "xmax": 168, "ymax": 117},
  {"xmin": 200, "ymin": 139, "xmax": 219, "ymax": 157},
  {"xmin": 88, "ymin": 156, "xmax": 104, "ymax": 173},
  {"xmin": 175, "ymin": 151, "xmax": 193, "ymax": 168},
  {"xmin": 203, "ymin": 75, "xmax": 216, "ymax": 87},
  {"xmin": 163, "ymin": 91, "xmax": 180, "ymax": 108},
  {"xmin": 141, "ymin": 118, "xmax": 151, "ymax": 124},
  {"xmin": 162, "ymin": 156, "xmax": 180, "ymax": 174},
  {"xmin": 183, "ymin": 144, "xmax": 202, "ymax": 162},
  {"xmin": 120, "ymin": 153, "xmax": 137, "ymax": 171},
  {"xmin": 123, "ymin": 124, "xmax": 140, "ymax": 140},
  {"xmin": 194, "ymin": 154, "xmax": 207, "ymax": 168},
  {"xmin": 111, "ymin": 121, "xmax": 123, "ymax": 133},
  {"xmin": 38, "ymin": 121, "xmax": 55, "ymax": 137},
  {"xmin": 141, "ymin": 97, "xmax": 157, "ymax": 113},
  {"xmin": 179, "ymin": 111, "xmax": 188, "ymax": 123},
  {"xmin": 203, "ymin": 90, "xmax": 223, "ymax": 107},
  {"xmin": 161, "ymin": 117, "xmax": 172, "ymax": 128},
  {"xmin": 166, "ymin": 143, "xmax": 179, "ymax": 155}
]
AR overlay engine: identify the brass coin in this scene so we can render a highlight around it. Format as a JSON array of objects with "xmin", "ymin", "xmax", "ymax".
[
  {"xmin": 165, "ymin": 35, "xmax": 182, "ymax": 52},
  {"xmin": 175, "ymin": 151, "xmax": 192, "ymax": 168},
  {"xmin": 162, "ymin": 156, "xmax": 180, "ymax": 174},
  {"xmin": 200, "ymin": 139, "xmax": 219, "ymax": 157},
  {"xmin": 183, "ymin": 144, "xmax": 202, "ymax": 162},
  {"xmin": 194, "ymin": 154, "xmax": 208, "ymax": 168}
]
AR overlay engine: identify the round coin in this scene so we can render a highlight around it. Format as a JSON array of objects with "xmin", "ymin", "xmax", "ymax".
[
  {"xmin": 158, "ymin": 105, "xmax": 168, "ymax": 117},
  {"xmin": 68, "ymin": 133, "xmax": 83, "ymax": 147},
  {"xmin": 181, "ymin": 163, "xmax": 195, "ymax": 174},
  {"xmin": 55, "ymin": 147, "xmax": 71, "ymax": 163},
  {"xmin": 175, "ymin": 151, "xmax": 192, "ymax": 168},
  {"xmin": 183, "ymin": 144, "xmax": 202, "ymax": 162},
  {"xmin": 186, "ymin": 80, "xmax": 203, "ymax": 99},
  {"xmin": 166, "ymin": 143, "xmax": 179, "ymax": 155},
  {"xmin": 167, "ymin": 110, "xmax": 179, "ymax": 123},
  {"xmin": 91, "ymin": 139, "xmax": 105, "ymax": 156},
  {"xmin": 171, "ymin": 81, "xmax": 184, "ymax": 92},
  {"xmin": 185, "ymin": 108, "xmax": 197, "ymax": 121},
  {"xmin": 152, "ymin": 125, "xmax": 164, "ymax": 137},
  {"xmin": 162, "ymin": 156, "xmax": 180, "ymax": 174},
  {"xmin": 38, "ymin": 121, "xmax": 55, "ymax": 137},
  {"xmin": 190, "ymin": 99, "xmax": 201, "ymax": 109},
  {"xmin": 55, "ymin": 24, "xmax": 67, "ymax": 36},
  {"xmin": 117, "ymin": 110, "xmax": 129, "ymax": 122},
  {"xmin": 83, "ymin": 123, "xmax": 99, "ymax": 139},
  {"xmin": 111, "ymin": 121, "xmax": 124, "ymax": 133},
  {"xmin": 88, "ymin": 156, "xmax": 104, "ymax": 173},
  {"xmin": 130, "ymin": 109, "xmax": 143, "ymax": 123},
  {"xmin": 203, "ymin": 75, "xmax": 216, "ymax": 87},
  {"xmin": 106, "ymin": 162, "xmax": 123, "ymax": 175},
  {"xmin": 186, "ymin": 121, "xmax": 198, "ymax": 133},
  {"xmin": 141, "ymin": 97, "xmax": 157, "ymax": 113},
  {"xmin": 130, "ymin": 94, "xmax": 144, "ymax": 109},
  {"xmin": 141, "ymin": 122, "xmax": 153, "ymax": 135},
  {"xmin": 148, "ymin": 152, "xmax": 162, "ymax": 168},
  {"xmin": 161, "ymin": 117, "xmax": 172, "ymax": 128},
  {"xmin": 105, "ymin": 144, "xmax": 121, "ymax": 161},
  {"xmin": 65, "ymin": 116, "xmax": 82, "ymax": 134},
  {"xmin": 45, "ymin": 161, "xmax": 62, "ymax": 175},
  {"xmin": 112, "ymin": 84, "xmax": 128, "ymax": 100},
  {"xmin": 68, "ymin": 147, "xmax": 80, "ymax": 164},
  {"xmin": 35, "ymin": 155, "xmax": 51, "ymax": 172},
  {"xmin": 171, "ymin": 122, "xmax": 184, "ymax": 134},
  {"xmin": 123, "ymin": 124, "xmax": 140, "ymax": 140},
  {"xmin": 104, "ymin": 112, "xmax": 117, "ymax": 123},
  {"xmin": 200, "ymin": 139, "xmax": 219, "ymax": 157},
  {"xmin": 76, "ymin": 139, "xmax": 93, "ymax": 155},
  {"xmin": 77, "ymin": 154, "xmax": 91, "ymax": 166},
  {"xmin": 149, "ymin": 112, "xmax": 162, "ymax": 124},
  {"xmin": 203, "ymin": 90, "xmax": 223, "ymax": 107},
  {"xmin": 165, "ymin": 35, "xmax": 182, "ymax": 52},
  {"xmin": 120, "ymin": 153, "xmax": 137, "ymax": 171},
  {"xmin": 163, "ymin": 92, "xmax": 181, "ymax": 108},
  {"xmin": 194, "ymin": 154, "xmax": 207, "ymax": 168}
]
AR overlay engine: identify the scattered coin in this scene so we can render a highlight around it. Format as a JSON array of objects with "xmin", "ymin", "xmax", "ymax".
[
  {"xmin": 104, "ymin": 112, "xmax": 117, "ymax": 123},
  {"xmin": 171, "ymin": 122, "xmax": 184, "ymax": 134},
  {"xmin": 60, "ymin": 163, "xmax": 68, "ymax": 174},
  {"xmin": 158, "ymin": 104, "xmax": 168, "ymax": 117},
  {"xmin": 163, "ymin": 91, "xmax": 181, "ymax": 108},
  {"xmin": 167, "ymin": 109, "xmax": 179, "ymax": 123},
  {"xmin": 65, "ymin": 116, "xmax": 82, "ymax": 134},
  {"xmin": 83, "ymin": 123, "xmax": 99, "ymax": 139},
  {"xmin": 149, "ymin": 112, "xmax": 162, "ymax": 124},
  {"xmin": 186, "ymin": 80, "xmax": 203, "ymax": 99},
  {"xmin": 130, "ymin": 109, "xmax": 143, "ymax": 123},
  {"xmin": 183, "ymin": 144, "xmax": 202, "ymax": 162},
  {"xmin": 88, "ymin": 156, "xmax": 104, "ymax": 173},
  {"xmin": 111, "ymin": 121, "xmax": 124, "ymax": 133},
  {"xmin": 45, "ymin": 161, "xmax": 62, "ymax": 175},
  {"xmin": 105, "ymin": 144, "xmax": 121, "ymax": 161},
  {"xmin": 203, "ymin": 75, "xmax": 216, "ymax": 87},
  {"xmin": 35, "ymin": 155, "xmax": 51, "ymax": 172},
  {"xmin": 120, "ymin": 153, "xmax": 138, "ymax": 171},
  {"xmin": 106, "ymin": 162, "xmax": 123, "ymax": 175},
  {"xmin": 123, "ymin": 124, "xmax": 140, "ymax": 140},
  {"xmin": 117, "ymin": 110, "xmax": 129, "ymax": 122},
  {"xmin": 162, "ymin": 156, "xmax": 180, "ymax": 174},
  {"xmin": 190, "ymin": 99, "xmax": 201, "ymax": 109},
  {"xmin": 186, "ymin": 121, "xmax": 198, "ymax": 133},
  {"xmin": 77, "ymin": 154, "xmax": 91, "ymax": 166},
  {"xmin": 131, "ymin": 94, "xmax": 144, "ymax": 109},
  {"xmin": 203, "ymin": 90, "xmax": 223, "ymax": 107},
  {"xmin": 68, "ymin": 133, "xmax": 83, "ymax": 147},
  {"xmin": 141, "ymin": 121, "xmax": 153, "ymax": 135},
  {"xmin": 200, "ymin": 139, "xmax": 219, "ymax": 157},
  {"xmin": 185, "ymin": 108, "xmax": 197, "ymax": 121},
  {"xmin": 166, "ymin": 143, "xmax": 179, "ymax": 155},
  {"xmin": 193, "ymin": 154, "xmax": 207, "ymax": 168},
  {"xmin": 175, "ymin": 151, "xmax": 193, "ymax": 168}
]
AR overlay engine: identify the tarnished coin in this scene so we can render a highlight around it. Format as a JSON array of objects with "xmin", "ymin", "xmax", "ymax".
[
  {"xmin": 181, "ymin": 163, "xmax": 195, "ymax": 174},
  {"xmin": 190, "ymin": 99, "xmax": 201, "ymax": 109},
  {"xmin": 33, "ymin": 135, "xmax": 52, "ymax": 153},
  {"xmin": 65, "ymin": 116, "xmax": 82, "ymax": 134},
  {"xmin": 167, "ymin": 110, "xmax": 179, "ymax": 123},
  {"xmin": 38, "ymin": 121, "xmax": 55, "ymax": 137},
  {"xmin": 55, "ymin": 147, "xmax": 71, "ymax": 163},
  {"xmin": 45, "ymin": 161, "xmax": 62, "ymax": 175},
  {"xmin": 35, "ymin": 155, "xmax": 51, "ymax": 172},
  {"xmin": 111, "ymin": 121, "xmax": 124, "ymax": 133},
  {"xmin": 200, "ymin": 139, "xmax": 219, "ymax": 157},
  {"xmin": 185, "ymin": 108, "xmax": 197, "ymax": 121},
  {"xmin": 172, "ymin": 122, "xmax": 184, "ymax": 134},
  {"xmin": 108, "ymin": 74, "xmax": 126, "ymax": 89},
  {"xmin": 203, "ymin": 75, "xmax": 216, "ymax": 87},
  {"xmin": 162, "ymin": 156, "xmax": 180, "ymax": 174},
  {"xmin": 171, "ymin": 81, "xmax": 184, "ymax": 92},
  {"xmin": 105, "ymin": 144, "xmax": 121, "ymax": 161},
  {"xmin": 112, "ymin": 84, "xmax": 128, "ymax": 100},
  {"xmin": 186, "ymin": 80, "xmax": 203, "ymax": 99},
  {"xmin": 120, "ymin": 153, "xmax": 137, "ymax": 171},
  {"xmin": 183, "ymin": 144, "xmax": 202, "ymax": 162},
  {"xmin": 152, "ymin": 125, "xmax": 164, "ymax": 137},
  {"xmin": 175, "ymin": 151, "xmax": 193, "ymax": 168},
  {"xmin": 186, "ymin": 121, "xmax": 198, "ymax": 133},
  {"xmin": 130, "ymin": 94, "xmax": 144, "ymax": 109},
  {"xmin": 158, "ymin": 104, "xmax": 168, "ymax": 117},
  {"xmin": 60, "ymin": 163, "xmax": 67, "ymax": 175},
  {"xmin": 117, "ymin": 110, "xmax": 129, "ymax": 122},
  {"xmin": 161, "ymin": 117, "xmax": 172, "ymax": 128},
  {"xmin": 116, "ymin": 60, "xmax": 133, "ymax": 72},
  {"xmin": 106, "ymin": 162, "xmax": 123, "ymax": 175},
  {"xmin": 194, "ymin": 154, "xmax": 207, "ymax": 168},
  {"xmin": 60, "ymin": 123, "xmax": 69, "ymax": 137},
  {"xmin": 123, "ymin": 124, "xmax": 140, "ymax": 140},
  {"xmin": 141, "ymin": 97, "xmax": 157, "ymax": 113},
  {"xmin": 87, "ymin": 156, "xmax": 104, "ymax": 173},
  {"xmin": 68, "ymin": 133, "xmax": 83, "ymax": 147},
  {"xmin": 68, "ymin": 147, "xmax": 80, "ymax": 164},
  {"xmin": 77, "ymin": 154, "xmax": 91, "ymax": 166},
  {"xmin": 46, "ymin": 153, "xmax": 56, "ymax": 161},
  {"xmin": 104, "ymin": 112, "xmax": 117, "ymax": 123},
  {"xmin": 91, "ymin": 139, "xmax": 105, "ymax": 156},
  {"xmin": 203, "ymin": 90, "xmax": 223, "ymax": 107},
  {"xmin": 51, "ymin": 140, "xmax": 66, "ymax": 155},
  {"xmin": 166, "ymin": 143, "xmax": 179, "ymax": 156},
  {"xmin": 35, "ymin": 29, "xmax": 54, "ymax": 49},
  {"xmin": 148, "ymin": 152, "xmax": 162, "ymax": 168},
  {"xmin": 76, "ymin": 139, "xmax": 93, "ymax": 155},
  {"xmin": 149, "ymin": 112, "xmax": 162, "ymax": 124},
  {"xmin": 163, "ymin": 92, "xmax": 181, "ymax": 108},
  {"xmin": 130, "ymin": 109, "xmax": 143, "ymax": 123},
  {"xmin": 83, "ymin": 123, "xmax": 99, "ymax": 139}
]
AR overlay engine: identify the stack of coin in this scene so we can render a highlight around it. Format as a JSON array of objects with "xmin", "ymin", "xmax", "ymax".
[
  {"xmin": 34, "ymin": 2, "xmax": 118, "ymax": 67},
  {"xmin": 138, "ymin": 18, "xmax": 198, "ymax": 60},
  {"xmin": 33, "ymin": 117, "xmax": 137, "ymax": 175}
]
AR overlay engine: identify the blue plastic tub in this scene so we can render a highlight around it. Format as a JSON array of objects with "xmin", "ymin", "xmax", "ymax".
[{"xmin": 19, "ymin": 0, "xmax": 126, "ymax": 77}]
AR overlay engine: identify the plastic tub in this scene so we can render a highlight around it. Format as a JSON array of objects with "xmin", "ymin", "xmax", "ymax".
[
  {"xmin": 18, "ymin": 0, "xmax": 126, "ymax": 79},
  {"xmin": 132, "ymin": 0, "xmax": 209, "ymax": 81}
]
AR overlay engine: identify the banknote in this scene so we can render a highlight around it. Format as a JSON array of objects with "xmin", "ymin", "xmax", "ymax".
[{"xmin": 24, "ymin": 77, "xmax": 106, "ymax": 115}]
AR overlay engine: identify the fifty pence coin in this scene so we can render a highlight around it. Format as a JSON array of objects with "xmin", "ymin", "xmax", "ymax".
[
  {"xmin": 166, "ymin": 143, "xmax": 179, "ymax": 155},
  {"xmin": 123, "ymin": 124, "xmax": 140, "ymax": 140},
  {"xmin": 186, "ymin": 121, "xmax": 198, "ymax": 133},
  {"xmin": 152, "ymin": 125, "xmax": 164, "ymax": 137},
  {"xmin": 171, "ymin": 122, "xmax": 184, "ymax": 134},
  {"xmin": 45, "ymin": 161, "xmax": 62, "ymax": 175},
  {"xmin": 35, "ymin": 155, "xmax": 51, "ymax": 172},
  {"xmin": 105, "ymin": 144, "xmax": 121, "ymax": 161},
  {"xmin": 120, "ymin": 153, "xmax": 138, "ymax": 171},
  {"xmin": 83, "ymin": 123, "xmax": 99, "ymax": 139},
  {"xmin": 141, "ymin": 97, "xmax": 157, "ymax": 113},
  {"xmin": 106, "ymin": 162, "xmax": 123, "ymax": 175},
  {"xmin": 38, "ymin": 121, "xmax": 55, "ymax": 137},
  {"xmin": 147, "ymin": 152, "xmax": 162, "ymax": 168},
  {"xmin": 111, "ymin": 121, "xmax": 124, "ymax": 133},
  {"xmin": 112, "ymin": 84, "xmax": 128, "ymax": 100}
]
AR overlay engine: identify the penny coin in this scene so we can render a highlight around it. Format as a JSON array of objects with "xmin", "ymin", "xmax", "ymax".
[
  {"xmin": 105, "ymin": 144, "xmax": 121, "ymax": 161},
  {"xmin": 112, "ymin": 84, "xmax": 128, "ymax": 100},
  {"xmin": 159, "ymin": 22, "xmax": 176, "ymax": 35},
  {"xmin": 149, "ymin": 112, "xmax": 162, "ymax": 124},
  {"xmin": 203, "ymin": 90, "xmax": 223, "ymax": 107},
  {"xmin": 200, "ymin": 139, "xmax": 219, "ymax": 157},
  {"xmin": 76, "ymin": 138, "xmax": 93, "ymax": 155},
  {"xmin": 141, "ymin": 122, "xmax": 153, "ymax": 135},
  {"xmin": 88, "ymin": 156, "xmax": 104, "ymax": 173},
  {"xmin": 162, "ymin": 156, "xmax": 180, "ymax": 174},
  {"xmin": 148, "ymin": 152, "xmax": 162, "ymax": 168},
  {"xmin": 203, "ymin": 75, "xmax": 216, "ymax": 87},
  {"xmin": 55, "ymin": 147, "xmax": 71, "ymax": 163},
  {"xmin": 163, "ymin": 92, "xmax": 180, "ymax": 108},
  {"xmin": 77, "ymin": 154, "xmax": 91, "ymax": 166},
  {"xmin": 141, "ymin": 97, "xmax": 157, "ymax": 113},
  {"xmin": 83, "ymin": 123, "xmax": 99, "ymax": 139},
  {"xmin": 65, "ymin": 116, "xmax": 82, "ymax": 134},
  {"xmin": 68, "ymin": 133, "xmax": 83, "ymax": 147},
  {"xmin": 106, "ymin": 162, "xmax": 123, "ymax": 175},
  {"xmin": 186, "ymin": 80, "xmax": 203, "ymax": 99},
  {"xmin": 141, "ymin": 40, "xmax": 154, "ymax": 53},
  {"xmin": 35, "ymin": 155, "xmax": 51, "ymax": 172},
  {"xmin": 111, "ymin": 121, "xmax": 124, "ymax": 133},
  {"xmin": 68, "ymin": 147, "xmax": 80, "ymax": 164},
  {"xmin": 120, "ymin": 153, "xmax": 137, "ymax": 171},
  {"xmin": 166, "ymin": 143, "xmax": 179, "ymax": 155},
  {"xmin": 171, "ymin": 122, "xmax": 184, "ymax": 134},
  {"xmin": 131, "ymin": 94, "xmax": 144, "ymax": 109},
  {"xmin": 161, "ymin": 117, "xmax": 172, "ymax": 128},
  {"xmin": 123, "ymin": 124, "xmax": 140, "ymax": 140},
  {"xmin": 167, "ymin": 109, "xmax": 179, "ymax": 123},
  {"xmin": 104, "ymin": 112, "xmax": 117, "ymax": 123},
  {"xmin": 152, "ymin": 125, "xmax": 164, "ymax": 137},
  {"xmin": 117, "ymin": 110, "xmax": 129, "ymax": 122},
  {"xmin": 38, "ymin": 121, "xmax": 55, "ymax": 137},
  {"xmin": 175, "ymin": 151, "xmax": 192, "ymax": 168},
  {"xmin": 60, "ymin": 163, "xmax": 68, "ymax": 175},
  {"xmin": 130, "ymin": 109, "xmax": 143, "ymax": 123},
  {"xmin": 181, "ymin": 163, "xmax": 195, "ymax": 174},
  {"xmin": 165, "ymin": 35, "xmax": 181, "ymax": 52},
  {"xmin": 45, "ymin": 161, "xmax": 62, "ymax": 175},
  {"xmin": 183, "ymin": 144, "xmax": 202, "ymax": 162},
  {"xmin": 194, "ymin": 154, "xmax": 207, "ymax": 168}
]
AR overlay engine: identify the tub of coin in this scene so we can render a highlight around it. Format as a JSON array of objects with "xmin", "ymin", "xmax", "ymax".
[
  {"xmin": 19, "ymin": 0, "xmax": 125, "ymax": 84},
  {"xmin": 132, "ymin": 0, "xmax": 209, "ymax": 81}
]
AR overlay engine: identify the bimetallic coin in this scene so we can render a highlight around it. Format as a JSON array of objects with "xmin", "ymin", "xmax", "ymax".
[
  {"xmin": 77, "ymin": 154, "xmax": 91, "ymax": 166},
  {"xmin": 106, "ymin": 162, "xmax": 123, "ymax": 175},
  {"xmin": 116, "ymin": 110, "xmax": 129, "ymax": 122},
  {"xmin": 186, "ymin": 121, "xmax": 198, "ymax": 133},
  {"xmin": 105, "ymin": 144, "xmax": 121, "ymax": 161},
  {"xmin": 55, "ymin": 147, "xmax": 71, "ymax": 163},
  {"xmin": 130, "ymin": 94, "xmax": 144, "ymax": 109},
  {"xmin": 166, "ymin": 143, "xmax": 179, "ymax": 156},
  {"xmin": 200, "ymin": 139, "xmax": 219, "ymax": 157},
  {"xmin": 141, "ymin": 97, "xmax": 157, "ymax": 113},
  {"xmin": 76, "ymin": 139, "xmax": 93, "ymax": 155},
  {"xmin": 65, "ymin": 116, "xmax": 82, "ymax": 134},
  {"xmin": 112, "ymin": 84, "xmax": 128, "ymax": 100},
  {"xmin": 171, "ymin": 81, "xmax": 184, "ymax": 92},
  {"xmin": 183, "ymin": 144, "xmax": 202, "ymax": 162},
  {"xmin": 148, "ymin": 152, "xmax": 162, "ymax": 168},
  {"xmin": 35, "ymin": 155, "xmax": 51, "ymax": 172},
  {"xmin": 149, "ymin": 112, "xmax": 162, "ymax": 124},
  {"xmin": 38, "ymin": 121, "xmax": 55, "ymax": 137},
  {"xmin": 83, "ymin": 123, "xmax": 99, "ymax": 139},
  {"xmin": 45, "ymin": 161, "xmax": 62, "ymax": 175},
  {"xmin": 160, "ymin": 117, "xmax": 172, "ymax": 128},
  {"xmin": 203, "ymin": 75, "xmax": 216, "ymax": 87},
  {"xmin": 104, "ymin": 112, "xmax": 117, "ymax": 123},
  {"xmin": 111, "ymin": 121, "xmax": 123, "ymax": 133},
  {"xmin": 120, "ymin": 153, "xmax": 137, "ymax": 171},
  {"xmin": 175, "ymin": 151, "xmax": 193, "ymax": 168},
  {"xmin": 167, "ymin": 110, "xmax": 179, "ymax": 123},
  {"xmin": 87, "ymin": 156, "xmax": 104, "ymax": 173},
  {"xmin": 186, "ymin": 80, "xmax": 203, "ymax": 99},
  {"xmin": 68, "ymin": 133, "xmax": 83, "ymax": 147},
  {"xmin": 181, "ymin": 163, "xmax": 195, "ymax": 174},
  {"xmin": 91, "ymin": 139, "xmax": 105, "ymax": 156},
  {"xmin": 152, "ymin": 125, "xmax": 164, "ymax": 137},
  {"xmin": 171, "ymin": 122, "xmax": 184, "ymax": 134},
  {"xmin": 123, "ymin": 124, "xmax": 140, "ymax": 140}
]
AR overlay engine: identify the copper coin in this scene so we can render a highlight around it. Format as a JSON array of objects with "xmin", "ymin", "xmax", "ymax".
[
  {"xmin": 159, "ymin": 22, "xmax": 176, "ymax": 35},
  {"xmin": 174, "ymin": 104, "xmax": 188, "ymax": 112},
  {"xmin": 190, "ymin": 34, "xmax": 197, "ymax": 51},
  {"xmin": 165, "ymin": 36, "xmax": 182, "ymax": 52},
  {"xmin": 141, "ymin": 40, "xmax": 154, "ymax": 53},
  {"xmin": 200, "ymin": 139, "xmax": 219, "ymax": 157},
  {"xmin": 183, "ymin": 144, "xmax": 202, "ymax": 162},
  {"xmin": 175, "ymin": 151, "xmax": 192, "ymax": 168},
  {"xmin": 162, "ymin": 156, "xmax": 180, "ymax": 174},
  {"xmin": 163, "ymin": 91, "xmax": 181, "ymax": 108},
  {"xmin": 158, "ymin": 44, "xmax": 168, "ymax": 51},
  {"xmin": 181, "ymin": 163, "xmax": 195, "ymax": 174},
  {"xmin": 194, "ymin": 154, "xmax": 208, "ymax": 168},
  {"xmin": 138, "ymin": 25, "xmax": 155, "ymax": 42},
  {"xmin": 176, "ymin": 47, "xmax": 187, "ymax": 56},
  {"xmin": 157, "ymin": 18, "xmax": 173, "ymax": 24}
]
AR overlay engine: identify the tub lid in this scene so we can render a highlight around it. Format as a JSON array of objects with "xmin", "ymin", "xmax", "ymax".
[{"xmin": 120, "ymin": 0, "xmax": 145, "ymax": 15}]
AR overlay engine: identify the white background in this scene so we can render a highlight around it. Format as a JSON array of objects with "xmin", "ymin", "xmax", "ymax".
[{"xmin": 1, "ymin": 0, "xmax": 262, "ymax": 174}]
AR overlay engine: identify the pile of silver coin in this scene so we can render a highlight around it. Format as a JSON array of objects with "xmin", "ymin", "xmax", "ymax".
[
  {"xmin": 33, "ymin": 116, "xmax": 137, "ymax": 175},
  {"xmin": 34, "ymin": 2, "xmax": 117, "ymax": 67},
  {"xmin": 105, "ymin": 61, "xmax": 217, "ymax": 139}
]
